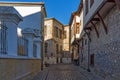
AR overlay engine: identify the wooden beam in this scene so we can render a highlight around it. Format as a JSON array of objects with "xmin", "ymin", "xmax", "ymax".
[
  {"xmin": 90, "ymin": 21, "xmax": 99, "ymax": 38},
  {"xmin": 97, "ymin": 12, "xmax": 108, "ymax": 34},
  {"xmin": 84, "ymin": 27, "xmax": 92, "ymax": 31},
  {"xmin": 91, "ymin": 18, "xmax": 100, "ymax": 21},
  {"xmin": 107, "ymin": 0, "xmax": 115, "ymax": 2},
  {"xmin": 84, "ymin": 30, "xmax": 91, "ymax": 42},
  {"xmin": 114, "ymin": 0, "xmax": 120, "ymax": 10}
]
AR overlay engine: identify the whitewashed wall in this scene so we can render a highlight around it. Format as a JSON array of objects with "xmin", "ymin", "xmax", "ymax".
[
  {"xmin": 15, "ymin": 6, "xmax": 44, "ymax": 59},
  {"xmin": 79, "ymin": 9, "xmax": 84, "ymax": 38},
  {"xmin": 0, "ymin": 7, "xmax": 22, "ymax": 57}
]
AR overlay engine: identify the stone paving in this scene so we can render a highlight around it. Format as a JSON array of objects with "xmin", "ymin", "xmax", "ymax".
[{"xmin": 32, "ymin": 64, "xmax": 102, "ymax": 80}]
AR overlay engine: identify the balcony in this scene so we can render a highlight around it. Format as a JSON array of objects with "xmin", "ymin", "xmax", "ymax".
[
  {"xmin": 84, "ymin": 0, "xmax": 117, "ymax": 28},
  {"xmin": 83, "ymin": 0, "xmax": 119, "ymax": 38}
]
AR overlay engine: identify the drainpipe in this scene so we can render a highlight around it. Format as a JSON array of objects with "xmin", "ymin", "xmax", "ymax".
[
  {"xmin": 41, "ymin": 11, "xmax": 44, "ymax": 70},
  {"xmin": 87, "ymin": 33, "xmax": 91, "ymax": 72},
  {"xmin": 41, "ymin": 35, "xmax": 44, "ymax": 70}
]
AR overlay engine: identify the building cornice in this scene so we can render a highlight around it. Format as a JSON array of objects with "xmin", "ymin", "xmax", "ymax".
[
  {"xmin": 0, "ymin": 2, "xmax": 47, "ymax": 17},
  {"xmin": 45, "ymin": 17, "xmax": 64, "ymax": 26},
  {"xmin": 0, "ymin": 2, "xmax": 44, "ymax": 6}
]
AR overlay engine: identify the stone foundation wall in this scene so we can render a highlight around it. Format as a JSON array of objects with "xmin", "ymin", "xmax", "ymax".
[
  {"xmin": 90, "ymin": 41, "xmax": 120, "ymax": 80},
  {"xmin": 0, "ymin": 58, "xmax": 41, "ymax": 80}
]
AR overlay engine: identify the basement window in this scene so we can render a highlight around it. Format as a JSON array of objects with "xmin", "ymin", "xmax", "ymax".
[{"xmin": 90, "ymin": 54, "xmax": 94, "ymax": 66}]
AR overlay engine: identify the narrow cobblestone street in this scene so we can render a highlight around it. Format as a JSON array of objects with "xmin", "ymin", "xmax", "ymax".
[{"xmin": 32, "ymin": 64, "xmax": 102, "ymax": 80}]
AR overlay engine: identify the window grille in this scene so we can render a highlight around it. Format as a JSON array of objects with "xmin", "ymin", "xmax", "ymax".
[
  {"xmin": 0, "ymin": 24, "xmax": 7, "ymax": 54},
  {"xmin": 18, "ymin": 36, "xmax": 28, "ymax": 56}
]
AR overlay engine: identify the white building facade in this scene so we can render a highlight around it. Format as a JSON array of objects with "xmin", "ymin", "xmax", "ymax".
[
  {"xmin": 69, "ymin": 1, "xmax": 83, "ymax": 64},
  {"xmin": 0, "ymin": 2, "xmax": 46, "ymax": 80}
]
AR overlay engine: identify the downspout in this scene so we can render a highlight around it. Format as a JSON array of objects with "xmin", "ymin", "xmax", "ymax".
[
  {"xmin": 41, "ymin": 6, "xmax": 45, "ymax": 70},
  {"xmin": 87, "ymin": 32, "xmax": 91, "ymax": 72}
]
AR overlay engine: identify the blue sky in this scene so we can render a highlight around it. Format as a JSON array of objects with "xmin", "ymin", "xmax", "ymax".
[{"xmin": 1, "ymin": 0, "xmax": 80, "ymax": 25}]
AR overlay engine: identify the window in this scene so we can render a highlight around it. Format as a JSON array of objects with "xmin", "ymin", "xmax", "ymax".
[
  {"xmin": 44, "ymin": 25, "xmax": 47, "ymax": 36},
  {"xmin": 56, "ymin": 44, "xmax": 59, "ymax": 54},
  {"xmin": 85, "ymin": 39, "xmax": 87, "ymax": 45},
  {"xmin": 90, "ymin": 0, "xmax": 94, "ymax": 7},
  {"xmin": 85, "ymin": 0, "xmax": 89, "ymax": 15},
  {"xmin": 64, "ymin": 31, "xmax": 66, "ymax": 39},
  {"xmin": 18, "ymin": 37, "xmax": 28, "ymax": 56},
  {"xmin": 54, "ymin": 27, "xmax": 59, "ymax": 38},
  {"xmin": 60, "ymin": 45, "xmax": 62, "ymax": 51},
  {"xmin": 33, "ymin": 44, "xmax": 37, "ymax": 57},
  {"xmin": 82, "ymin": 39, "xmax": 84, "ymax": 47},
  {"xmin": 90, "ymin": 54, "xmax": 94, "ymax": 66},
  {"xmin": 0, "ymin": 24, "xmax": 7, "ymax": 54},
  {"xmin": 59, "ymin": 29, "xmax": 62, "ymax": 39},
  {"xmin": 76, "ymin": 23, "xmax": 80, "ymax": 34},
  {"xmin": 58, "ymin": 29, "xmax": 60, "ymax": 38},
  {"xmin": 45, "ymin": 42, "xmax": 48, "ymax": 53}
]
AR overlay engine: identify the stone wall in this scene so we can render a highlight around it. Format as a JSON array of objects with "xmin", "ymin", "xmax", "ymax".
[
  {"xmin": 81, "ymin": 6, "xmax": 120, "ymax": 80},
  {"xmin": 0, "ymin": 58, "xmax": 41, "ymax": 80},
  {"xmin": 90, "ymin": 41, "xmax": 120, "ymax": 80}
]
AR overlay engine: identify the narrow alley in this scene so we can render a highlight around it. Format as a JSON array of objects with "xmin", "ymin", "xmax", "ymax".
[
  {"xmin": 0, "ymin": 0, "xmax": 120, "ymax": 80},
  {"xmin": 32, "ymin": 64, "xmax": 101, "ymax": 80}
]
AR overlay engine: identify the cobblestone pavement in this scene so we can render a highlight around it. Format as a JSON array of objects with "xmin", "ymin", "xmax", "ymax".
[{"xmin": 32, "ymin": 64, "xmax": 91, "ymax": 80}]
